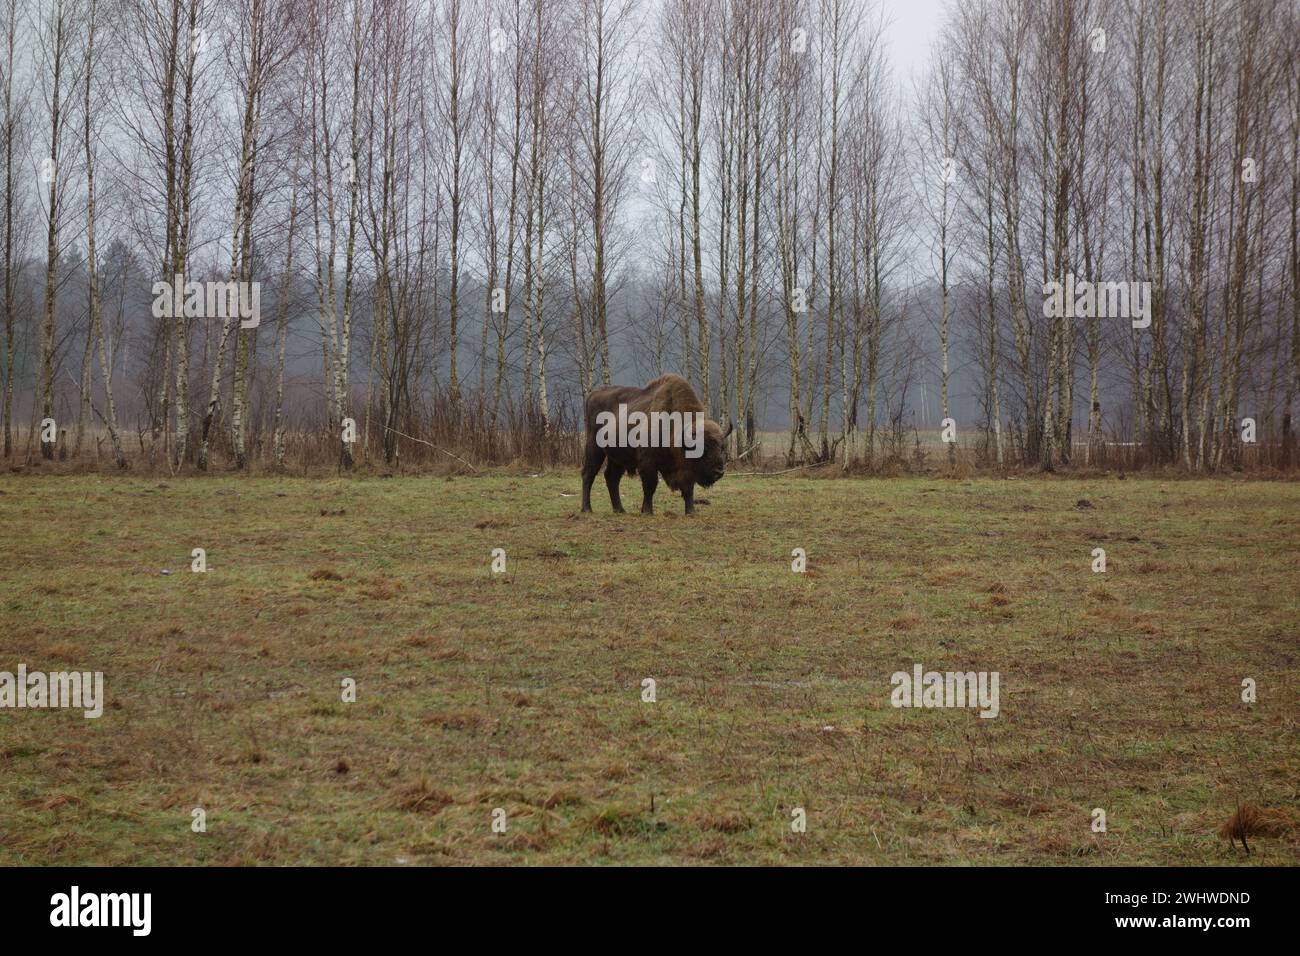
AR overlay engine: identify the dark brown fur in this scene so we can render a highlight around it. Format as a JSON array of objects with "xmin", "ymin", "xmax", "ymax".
[{"xmin": 581, "ymin": 374, "xmax": 731, "ymax": 516}]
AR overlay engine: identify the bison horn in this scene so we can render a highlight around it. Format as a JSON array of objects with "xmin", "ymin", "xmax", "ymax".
[{"xmin": 722, "ymin": 420, "xmax": 734, "ymax": 440}]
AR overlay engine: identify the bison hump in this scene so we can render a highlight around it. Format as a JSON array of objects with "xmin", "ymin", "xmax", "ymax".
[{"xmin": 644, "ymin": 374, "xmax": 704, "ymax": 415}]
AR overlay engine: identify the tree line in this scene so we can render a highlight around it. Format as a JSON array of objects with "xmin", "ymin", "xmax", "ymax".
[{"xmin": 1, "ymin": 0, "xmax": 1296, "ymax": 472}]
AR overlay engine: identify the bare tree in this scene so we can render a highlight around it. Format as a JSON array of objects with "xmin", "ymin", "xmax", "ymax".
[
  {"xmin": 36, "ymin": 0, "xmax": 85, "ymax": 460},
  {"xmin": 572, "ymin": 0, "xmax": 639, "ymax": 387},
  {"xmin": 0, "ymin": 0, "xmax": 29, "ymax": 458},
  {"xmin": 81, "ymin": 0, "xmax": 124, "ymax": 466}
]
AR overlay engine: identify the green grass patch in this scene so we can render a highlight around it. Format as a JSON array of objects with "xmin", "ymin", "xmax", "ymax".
[{"xmin": 0, "ymin": 473, "xmax": 1295, "ymax": 865}]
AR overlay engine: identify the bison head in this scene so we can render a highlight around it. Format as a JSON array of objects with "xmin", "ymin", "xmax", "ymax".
[{"xmin": 695, "ymin": 420, "xmax": 733, "ymax": 487}]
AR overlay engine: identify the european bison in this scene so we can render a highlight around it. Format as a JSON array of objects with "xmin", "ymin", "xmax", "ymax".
[{"xmin": 581, "ymin": 374, "xmax": 731, "ymax": 516}]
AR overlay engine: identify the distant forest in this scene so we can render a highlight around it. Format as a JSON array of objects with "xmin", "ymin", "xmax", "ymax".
[{"xmin": 2, "ymin": 0, "xmax": 1296, "ymax": 471}]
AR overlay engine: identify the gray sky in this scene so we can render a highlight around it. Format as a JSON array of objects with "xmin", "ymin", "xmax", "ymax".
[{"xmin": 880, "ymin": 0, "xmax": 947, "ymax": 80}]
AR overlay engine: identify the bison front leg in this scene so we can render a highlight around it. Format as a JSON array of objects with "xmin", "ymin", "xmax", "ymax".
[
  {"xmin": 682, "ymin": 481, "xmax": 697, "ymax": 516},
  {"xmin": 638, "ymin": 465, "xmax": 658, "ymax": 514},
  {"xmin": 605, "ymin": 466, "xmax": 626, "ymax": 513}
]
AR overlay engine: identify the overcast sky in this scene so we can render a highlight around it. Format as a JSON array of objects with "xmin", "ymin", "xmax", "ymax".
[{"xmin": 880, "ymin": 0, "xmax": 947, "ymax": 81}]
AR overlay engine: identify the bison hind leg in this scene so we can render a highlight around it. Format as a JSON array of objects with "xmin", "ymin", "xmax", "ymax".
[{"xmin": 581, "ymin": 439, "xmax": 605, "ymax": 513}]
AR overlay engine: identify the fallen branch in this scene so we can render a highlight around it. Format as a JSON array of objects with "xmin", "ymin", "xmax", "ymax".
[
  {"xmin": 384, "ymin": 426, "xmax": 480, "ymax": 473},
  {"xmin": 730, "ymin": 458, "xmax": 837, "ymax": 478}
]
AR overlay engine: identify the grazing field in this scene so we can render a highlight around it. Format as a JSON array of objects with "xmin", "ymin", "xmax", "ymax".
[{"xmin": 0, "ymin": 473, "xmax": 1296, "ymax": 866}]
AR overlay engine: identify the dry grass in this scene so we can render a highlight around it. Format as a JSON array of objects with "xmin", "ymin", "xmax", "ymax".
[
  {"xmin": 0, "ymin": 472, "xmax": 1296, "ymax": 865},
  {"xmin": 1218, "ymin": 804, "xmax": 1298, "ymax": 848}
]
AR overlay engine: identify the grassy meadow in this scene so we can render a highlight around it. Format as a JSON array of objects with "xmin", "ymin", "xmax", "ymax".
[{"xmin": 0, "ymin": 472, "xmax": 1296, "ymax": 865}]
